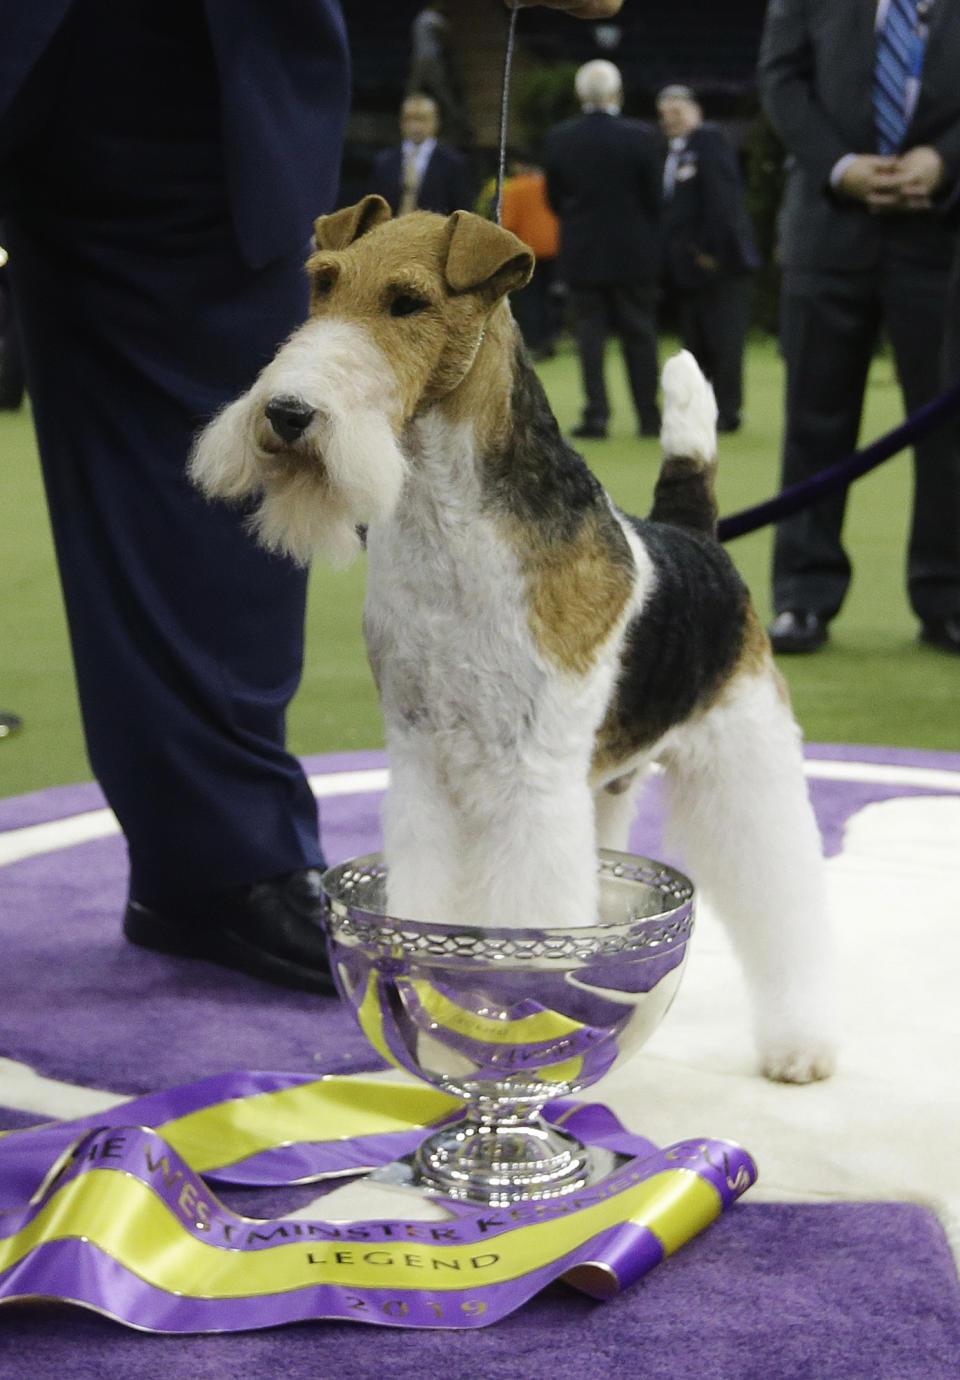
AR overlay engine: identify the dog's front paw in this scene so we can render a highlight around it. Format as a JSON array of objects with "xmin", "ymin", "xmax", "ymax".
[{"xmin": 759, "ymin": 1038, "xmax": 838, "ymax": 1085}]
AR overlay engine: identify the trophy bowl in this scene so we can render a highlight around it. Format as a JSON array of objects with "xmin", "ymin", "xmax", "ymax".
[{"xmin": 321, "ymin": 849, "xmax": 694, "ymax": 1206}]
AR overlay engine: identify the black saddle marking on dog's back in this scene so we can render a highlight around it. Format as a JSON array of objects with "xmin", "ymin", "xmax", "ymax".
[
  {"xmin": 485, "ymin": 345, "xmax": 631, "ymax": 565},
  {"xmin": 599, "ymin": 517, "xmax": 749, "ymax": 759}
]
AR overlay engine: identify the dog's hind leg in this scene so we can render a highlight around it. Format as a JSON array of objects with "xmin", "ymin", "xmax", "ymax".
[{"xmin": 658, "ymin": 669, "xmax": 838, "ymax": 1083}]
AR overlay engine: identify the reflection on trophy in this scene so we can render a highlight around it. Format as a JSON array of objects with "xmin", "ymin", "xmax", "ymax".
[{"xmin": 322, "ymin": 850, "xmax": 694, "ymax": 1206}]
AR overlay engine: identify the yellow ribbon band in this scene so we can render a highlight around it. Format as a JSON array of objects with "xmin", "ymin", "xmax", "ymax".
[
  {"xmin": 156, "ymin": 1077, "xmax": 461, "ymax": 1172},
  {"xmin": 0, "ymin": 1159, "xmax": 720, "ymax": 1297}
]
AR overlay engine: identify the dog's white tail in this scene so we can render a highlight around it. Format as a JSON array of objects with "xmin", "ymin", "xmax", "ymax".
[{"xmin": 659, "ymin": 350, "xmax": 718, "ymax": 467}]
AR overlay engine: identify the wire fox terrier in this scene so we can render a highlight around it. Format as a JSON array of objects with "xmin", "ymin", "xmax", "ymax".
[{"xmin": 191, "ymin": 195, "xmax": 837, "ymax": 1084}]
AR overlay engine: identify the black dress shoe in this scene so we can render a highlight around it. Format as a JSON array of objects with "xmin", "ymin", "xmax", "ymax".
[
  {"xmin": 570, "ymin": 422, "xmax": 607, "ymax": 440},
  {"xmin": 124, "ymin": 868, "xmax": 337, "ymax": 994},
  {"xmin": 920, "ymin": 617, "xmax": 960, "ymax": 655},
  {"xmin": 768, "ymin": 610, "xmax": 829, "ymax": 654}
]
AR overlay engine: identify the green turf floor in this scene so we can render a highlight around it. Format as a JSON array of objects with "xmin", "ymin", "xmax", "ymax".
[{"xmin": 1, "ymin": 333, "xmax": 956, "ymax": 799}]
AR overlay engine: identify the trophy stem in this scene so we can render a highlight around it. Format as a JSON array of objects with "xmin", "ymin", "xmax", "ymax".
[{"xmin": 413, "ymin": 1100, "xmax": 593, "ymax": 1205}]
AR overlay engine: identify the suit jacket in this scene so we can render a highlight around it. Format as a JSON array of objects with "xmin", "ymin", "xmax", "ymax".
[
  {"xmin": 662, "ymin": 123, "xmax": 760, "ymax": 290},
  {"xmin": 0, "ymin": 0, "xmax": 351, "ymax": 269},
  {"xmin": 367, "ymin": 142, "xmax": 474, "ymax": 217},
  {"xmin": 758, "ymin": 0, "xmax": 960, "ymax": 271},
  {"xmin": 544, "ymin": 111, "xmax": 662, "ymax": 286}
]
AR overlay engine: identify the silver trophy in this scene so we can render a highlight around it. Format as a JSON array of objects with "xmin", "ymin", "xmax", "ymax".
[{"xmin": 321, "ymin": 850, "xmax": 694, "ymax": 1206}]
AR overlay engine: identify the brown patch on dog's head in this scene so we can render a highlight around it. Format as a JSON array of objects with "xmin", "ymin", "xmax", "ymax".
[
  {"xmin": 304, "ymin": 199, "xmax": 534, "ymax": 435},
  {"xmin": 313, "ymin": 194, "xmax": 392, "ymax": 251},
  {"xmin": 444, "ymin": 210, "xmax": 534, "ymax": 299}
]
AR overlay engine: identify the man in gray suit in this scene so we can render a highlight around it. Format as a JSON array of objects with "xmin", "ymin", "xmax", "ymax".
[{"xmin": 759, "ymin": 0, "xmax": 960, "ymax": 655}]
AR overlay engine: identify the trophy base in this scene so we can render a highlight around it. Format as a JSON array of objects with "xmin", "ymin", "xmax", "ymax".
[{"xmin": 402, "ymin": 1114, "xmax": 611, "ymax": 1206}]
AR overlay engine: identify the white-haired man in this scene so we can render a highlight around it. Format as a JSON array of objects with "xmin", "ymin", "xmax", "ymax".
[{"xmin": 545, "ymin": 59, "xmax": 663, "ymax": 439}]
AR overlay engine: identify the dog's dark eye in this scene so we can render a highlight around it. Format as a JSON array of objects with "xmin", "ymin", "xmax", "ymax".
[
  {"xmin": 313, "ymin": 275, "xmax": 334, "ymax": 299},
  {"xmin": 390, "ymin": 293, "xmax": 428, "ymax": 318}
]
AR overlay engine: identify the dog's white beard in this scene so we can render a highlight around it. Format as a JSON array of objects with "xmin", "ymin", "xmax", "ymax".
[
  {"xmin": 189, "ymin": 320, "xmax": 407, "ymax": 567},
  {"xmin": 189, "ymin": 392, "xmax": 263, "ymax": 501},
  {"xmin": 252, "ymin": 407, "xmax": 405, "ymax": 567}
]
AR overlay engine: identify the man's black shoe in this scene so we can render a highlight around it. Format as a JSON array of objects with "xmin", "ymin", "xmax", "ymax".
[
  {"xmin": 920, "ymin": 617, "xmax": 960, "ymax": 655},
  {"xmin": 124, "ymin": 868, "xmax": 337, "ymax": 994},
  {"xmin": 768, "ymin": 610, "xmax": 829, "ymax": 654},
  {"xmin": 571, "ymin": 422, "xmax": 607, "ymax": 440}
]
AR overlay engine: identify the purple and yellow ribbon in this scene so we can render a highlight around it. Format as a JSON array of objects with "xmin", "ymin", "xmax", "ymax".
[{"xmin": 0, "ymin": 1072, "xmax": 756, "ymax": 1331}]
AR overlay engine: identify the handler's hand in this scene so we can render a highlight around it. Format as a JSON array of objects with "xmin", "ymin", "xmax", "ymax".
[
  {"xmin": 506, "ymin": 1, "xmax": 625, "ymax": 17},
  {"xmin": 889, "ymin": 145, "xmax": 945, "ymax": 209},
  {"xmin": 837, "ymin": 154, "xmax": 900, "ymax": 207}
]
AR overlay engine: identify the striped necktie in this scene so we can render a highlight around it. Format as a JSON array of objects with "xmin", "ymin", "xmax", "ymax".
[
  {"xmin": 663, "ymin": 138, "xmax": 685, "ymax": 199},
  {"xmin": 875, "ymin": 0, "xmax": 925, "ymax": 155}
]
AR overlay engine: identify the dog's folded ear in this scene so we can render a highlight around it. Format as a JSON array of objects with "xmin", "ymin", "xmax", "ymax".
[
  {"xmin": 443, "ymin": 211, "xmax": 535, "ymax": 300},
  {"xmin": 314, "ymin": 195, "xmax": 393, "ymax": 250}
]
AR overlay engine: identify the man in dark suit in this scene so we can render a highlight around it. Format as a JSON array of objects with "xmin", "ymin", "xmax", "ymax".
[
  {"xmin": 759, "ymin": 0, "xmax": 960, "ymax": 655},
  {"xmin": 657, "ymin": 85, "xmax": 760, "ymax": 434},
  {"xmin": 0, "ymin": 0, "xmax": 350, "ymax": 991},
  {"xmin": 544, "ymin": 59, "xmax": 663, "ymax": 440},
  {"xmin": 367, "ymin": 94, "xmax": 474, "ymax": 217}
]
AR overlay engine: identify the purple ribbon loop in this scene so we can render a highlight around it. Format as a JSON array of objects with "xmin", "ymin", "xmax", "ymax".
[{"xmin": 0, "ymin": 1072, "xmax": 757, "ymax": 1331}]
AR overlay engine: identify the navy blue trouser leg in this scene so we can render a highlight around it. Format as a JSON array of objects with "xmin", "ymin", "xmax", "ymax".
[
  {"xmin": 773, "ymin": 270, "xmax": 879, "ymax": 618},
  {"xmin": 3, "ymin": 1, "xmax": 324, "ymax": 904},
  {"xmin": 882, "ymin": 251, "xmax": 960, "ymax": 621},
  {"xmin": 571, "ymin": 286, "xmax": 611, "ymax": 428},
  {"xmin": 8, "ymin": 219, "xmax": 325, "ymax": 905}
]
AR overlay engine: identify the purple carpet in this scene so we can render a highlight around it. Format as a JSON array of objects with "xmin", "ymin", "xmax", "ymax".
[{"xmin": 1, "ymin": 746, "xmax": 959, "ymax": 1377}]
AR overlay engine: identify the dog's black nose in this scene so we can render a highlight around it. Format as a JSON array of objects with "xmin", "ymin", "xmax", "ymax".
[{"xmin": 265, "ymin": 395, "xmax": 316, "ymax": 444}]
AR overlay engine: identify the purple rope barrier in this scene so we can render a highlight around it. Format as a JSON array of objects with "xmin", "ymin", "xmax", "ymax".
[{"xmin": 717, "ymin": 376, "xmax": 960, "ymax": 542}]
